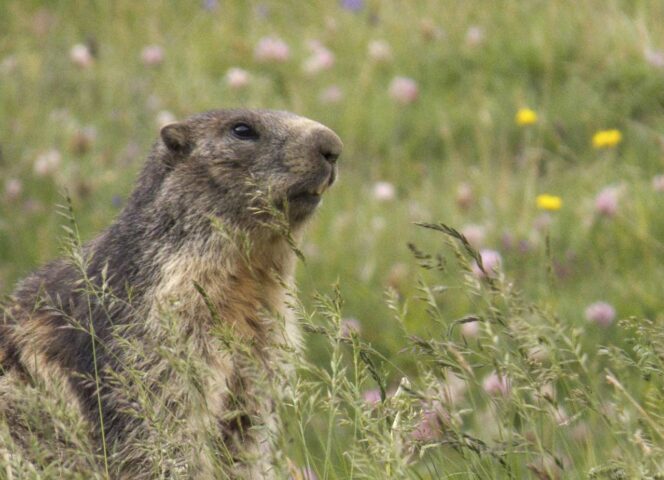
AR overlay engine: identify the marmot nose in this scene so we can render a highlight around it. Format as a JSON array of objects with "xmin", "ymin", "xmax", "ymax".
[{"xmin": 312, "ymin": 127, "xmax": 343, "ymax": 165}]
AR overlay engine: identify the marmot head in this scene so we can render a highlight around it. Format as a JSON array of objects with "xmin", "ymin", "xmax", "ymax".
[{"xmin": 155, "ymin": 109, "xmax": 343, "ymax": 232}]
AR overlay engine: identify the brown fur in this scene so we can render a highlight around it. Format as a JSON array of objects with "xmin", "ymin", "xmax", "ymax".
[{"xmin": 0, "ymin": 109, "xmax": 342, "ymax": 478}]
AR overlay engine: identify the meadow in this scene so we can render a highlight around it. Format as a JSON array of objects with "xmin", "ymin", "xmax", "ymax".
[{"xmin": 1, "ymin": 0, "xmax": 664, "ymax": 478}]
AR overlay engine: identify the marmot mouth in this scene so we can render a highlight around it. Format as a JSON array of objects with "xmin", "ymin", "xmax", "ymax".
[{"xmin": 287, "ymin": 190, "xmax": 322, "ymax": 207}]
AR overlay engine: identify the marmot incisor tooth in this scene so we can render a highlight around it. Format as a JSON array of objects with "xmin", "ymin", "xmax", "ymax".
[{"xmin": 0, "ymin": 109, "xmax": 342, "ymax": 478}]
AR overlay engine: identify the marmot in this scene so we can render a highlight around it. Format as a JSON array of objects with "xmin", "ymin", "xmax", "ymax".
[{"xmin": 0, "ymin": 109, "xmax": 342, "ymax": 479}]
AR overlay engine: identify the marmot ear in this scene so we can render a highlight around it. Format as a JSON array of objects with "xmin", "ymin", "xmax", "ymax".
[{"xmin": 160, "ymin": 122, "xmax": 192, "ymax": 155}]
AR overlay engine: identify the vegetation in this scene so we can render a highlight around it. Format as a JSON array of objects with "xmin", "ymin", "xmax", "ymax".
[{"xmin": 1, "ymin": 1, "xmax": 664, "ymax": 478}]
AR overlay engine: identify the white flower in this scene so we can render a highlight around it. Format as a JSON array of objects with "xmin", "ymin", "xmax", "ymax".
[
  {"xmin": 254, "ymin": 36, "xmax": 290, "ymax": 63},
  {"xmin": 372, "ymin": 181, "xmax": 396, "ymax": 201},
  {"xmin": 70, "ymin": 43, "xmax": 93, "ymax": 68},
  {"xmin": 367, "ymin": 40, "xmax": 392, "ymax": 62},
  {"xmin": 33, "ymin": 149, "xmax": 62, "ymax": 177},
  {"xmin": 225, "ymin": 67, "xmax": 251, "ymax": 89}
]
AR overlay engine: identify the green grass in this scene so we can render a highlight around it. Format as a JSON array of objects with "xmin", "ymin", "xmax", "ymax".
[{"xmin": 1, "ymin": 0, "xmax": 664, "ymax": 478}]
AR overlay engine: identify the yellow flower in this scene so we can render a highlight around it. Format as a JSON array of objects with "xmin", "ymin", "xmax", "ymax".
[
  {"xmin": 592, "ymin": 129, "xmax": 622, "ymax": 149},
  {"xmin": 516, "ymin": 108, "xmax": 538, "ymax": 126},
  {"xmin": 536, "ymin": 194, "xmax": 562, "ymax": 211}
]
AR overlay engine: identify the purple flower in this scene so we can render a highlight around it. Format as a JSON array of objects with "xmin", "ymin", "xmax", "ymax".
[
  {"xmin": 388, "ymin": 76, "xmax": 419, "ymax": 105},
  {"xmin": 472, "ymin": 249, "xmax": 502, "ymax": 279},
  {"xmin": 585, "ymin": 301, "xmax": 616, "ymax": 327},
  {"xmin": 595, "ymin": 186, "xmax": 620, "ymax": 217},
  {"xmin": 201, "ymin": 0, "xmax": 219, "ymax": 11},
  {"xmin": 483, "ymin": 372, "xmax": 511, "ymax": 397},
  {"xmin": 4, "ymin": 178, "xmax": 22, "ymax": 201},
  {"xmin": 254, "ymin": 36, "xmax": 290, "ymax": 63},
  {"xmin": 141, "ymin": 45, "xmax": 164, "ymax": 66},
  {"xmin": 302, "ymin": 43, "xmax": 335, "ymax": 75},
  {"xmin": 340, "ymin": 317, "xmax": 361, "ymax": 338},
  {"xmin": 319, "ymin": 85, "xmax": 343, "ymax": 104},
  {"xmin": 340, "ymin": 0, "xmax": 363, "ymax": 12},
  {"xmin": 652, "ymin": 174, "xmax": 664, "ymax": 192},
  {"xmin": 645, "ymin": 48, "xmax": 664, "ymax": 68},
  {"xmin": 362, "ymin": 388, "xmax": 381, "ymax": 406},
  {"xmin": 411, "ymin": 408, "xmax": 441, "ymax": 442},
  {"xmin": 460, "ymin": 224, "xmax": 486, "ymax": 249}
]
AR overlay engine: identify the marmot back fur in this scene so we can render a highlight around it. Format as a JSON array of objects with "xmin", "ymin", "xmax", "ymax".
[{"xmin": 0, "ymin": 109, "xmax": 342, "ymax": 479}]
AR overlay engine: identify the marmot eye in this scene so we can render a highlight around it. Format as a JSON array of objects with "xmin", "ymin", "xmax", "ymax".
[{"xmin": 231, "ymin": 123, "xmax": 259, "ymax": 140}]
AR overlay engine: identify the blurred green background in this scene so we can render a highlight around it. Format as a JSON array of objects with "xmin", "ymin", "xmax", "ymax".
[
  {"xmin": 3, "ymin": 1, "xmax": 664, "ymax": 477},
  {"xmin": 1, "ymin": 0, "xmax": 664, "ymax": 388}
]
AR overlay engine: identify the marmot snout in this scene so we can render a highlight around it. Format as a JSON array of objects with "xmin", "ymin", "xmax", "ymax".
[{"xmin": 0, "ymin": 108, "xmax": 342, "ymax": 479}]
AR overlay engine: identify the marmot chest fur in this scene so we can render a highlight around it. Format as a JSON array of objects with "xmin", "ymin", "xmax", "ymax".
[{"xmin": 0, "ymin": 108, "xmax": 342, "ymax": 479}]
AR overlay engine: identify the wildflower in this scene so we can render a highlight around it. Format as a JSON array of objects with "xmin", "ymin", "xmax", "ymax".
[
  {"xmin": 388, "ymin": 76, "xmax": 418, "ymax": 105},
  {"xmin": 460, "ymin": 224, "xmax": 486, "ymax": 249},
  {"xmin": 367, "ymin": 40, "xmax": 392, "ymax": 63},
  {"xmin": 592, "ymin": 129, "xmax": 622, "ymax": 149},
  {"xmin": 340, "ymin": 0, "xmax": 363, "ymax": 12},
  {"xmin": 501, "ymin": 232, "xmax": 515, "ymax": 251},
  {"xmin": 644, "ymin": 48, "xmax": 664, "ymax": 69},
  {"xmin": 111, "ymin": 195, "xmax": 123, "ymax": 209},
  {"xmin": 585, "ymin": 301, "xmax": 616, "ymax": 327},
  {"xmin": 156, "ymin": 110, "xmax": 177, "ymax": 128},
  {"xmin": 254, "ymin": 36, "xmax": 290, "ymax": 63},
  {"xmin": 412, "ymin": 406, "xmax": 447, "ymax": 442},
  {"xmin": 516, "ymin": 108, "xmax": 538, "ymax": 126},
  {"xmin": 483, "ymin": 372, "xmax": 511, "ymax": 397},
  {"xmin": 534, "ymin": 213, "xmax": 552, "ymax": 232},
  {"xmin": 340, "ymin": 317, "xmax": 361, "ymax": 338},
  {"xmin": 70, "ymin": 43, "xmax": 94, "ymax": 68},
  {"xmin": 33, "ymin": 149, "xmax": 62, "ymax": 177},
  {"xmin": 594, "ymin": 186, "xmax": 619, "ymax": 217},
  {"xmin": 652, "ymin": 174, "xmax": 664, "ymax": 192},
  {"xmin": 455, "ymin": 182, "xmax": 474, "ymax": 210},
  {"xmin": 225, "ymin": 67, "xmax": 251, "ymax": 89},
  {"xmin": 372, "ymin": 181, "xmax": 396, "ymax": 201},
  {"xmin": 472, "ymin": 249, "xmax": 502, "ymax": 279},
  {"xmin": 201, "ymin": 0, "xmax": 219, "ymax": 11},
  {"xmin": 536, "ymin": 194, "xmax": 562, "ymax": 211},
  {"xmin": 465, "ymin": 25, "xmax": 485, "ymax": 47},
  {"xmin": 362, "ymin": 388, "xmax": 381, "ymax": 406},
  {"xmin": 4, "ymin": 178, "xmax": 22, "ymax": 201},
  {"xmin": 302, "ymin": 42, "xmax": 335, "ymax": 75},
  {"xmin": 461, "ymin": 320, "xmax": 480, "ymax": 338},
  {"xmin": 0, "ymin": 55, "xmax": 18, "ymax": 75},
  {"xmin": 319, "ymin": 85, "xmax": 343, "ymax": 104},
  {"xmin": 141, "ymin": 45, "xmax": 164, "ymax": 66}
]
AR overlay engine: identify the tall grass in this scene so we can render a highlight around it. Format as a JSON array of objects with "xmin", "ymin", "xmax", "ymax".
[{"xmin": 1, "ymin": 0, "xmax": 664, "ymax": 478}]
